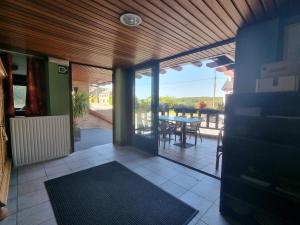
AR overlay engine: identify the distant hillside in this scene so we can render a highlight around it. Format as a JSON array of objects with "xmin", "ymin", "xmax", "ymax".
[{"xmin": 159, "ymin": 96, "xmax": 224, "ymax": 109}]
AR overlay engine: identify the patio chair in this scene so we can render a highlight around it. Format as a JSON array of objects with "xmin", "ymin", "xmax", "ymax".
[
  {"xmin": 216, "ymin": 127, "xmax": 224, "ymax": 170},
  {"xmin": 172, "ymin": 122, "xmax": 183, "ymax": 143},
  {"xmin": 158, "ymin": 121, "xmax": 173, "ymax": 149},
  {"xmin": 186, "ymin": 122, "xmax": 202, "ymax": 145}
]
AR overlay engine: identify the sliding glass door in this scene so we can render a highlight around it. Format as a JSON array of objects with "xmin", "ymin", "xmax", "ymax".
[{"xmin": 132, "ymin": 61, "xmax": 159, "ymax": 155}]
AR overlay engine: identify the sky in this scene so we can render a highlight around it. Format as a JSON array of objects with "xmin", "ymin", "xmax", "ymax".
[{"xmin": 135, "ymin": 61, "xmax": 228, "ymax": 99}]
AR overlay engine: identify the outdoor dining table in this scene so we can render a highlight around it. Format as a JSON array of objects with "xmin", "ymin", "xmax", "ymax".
[{"xmin": 159, "ymin": 115, "xmax": 203, "ymax": 148}]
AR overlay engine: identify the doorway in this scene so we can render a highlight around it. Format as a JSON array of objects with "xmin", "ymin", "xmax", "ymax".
[
  {"xmin": 131, "ymin": 61, "xmax": 159, "ymax": 156},
  {"xmin": 71, "ymin": 63, "xmax": 113, "ymax": 151},
  {"xmin": 157, "ymin": 55, "xmax": 234, "ymax": 179}
]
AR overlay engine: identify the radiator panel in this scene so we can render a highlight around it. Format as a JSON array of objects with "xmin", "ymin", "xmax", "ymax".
[{"xmin": 10, "ymin": 115, "xmax": 71, "ymax": 167}]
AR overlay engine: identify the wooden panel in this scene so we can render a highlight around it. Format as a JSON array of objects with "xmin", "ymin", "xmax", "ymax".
[
  {"xmin": 0, "ymin": 59, "xmax": 11, "ymax": 214},
  {"xmin": 160, "ymin": 43, "xmax": 235, "ymax": 69},
  {"xmin": 72, "ymin": 64, "xmax": 112, "ymax": 84},
  {"xmin": 0, "ymin": 0, "xmax": 287, "ymax": 68}
]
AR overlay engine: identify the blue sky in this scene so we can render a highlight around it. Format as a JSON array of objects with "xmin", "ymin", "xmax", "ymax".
[{"xmin": 135, "ymin": 61, "xmax": 228, "ymax": 99}]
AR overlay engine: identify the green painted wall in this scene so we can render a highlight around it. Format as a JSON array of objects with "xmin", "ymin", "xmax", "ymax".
[
  {"xmin": 114, "ymin": 68, "xmax": 132, "ymax": 145},
  {"xmin": 47, "ymin": 62, "xmax": 71, "ymax": 115}
]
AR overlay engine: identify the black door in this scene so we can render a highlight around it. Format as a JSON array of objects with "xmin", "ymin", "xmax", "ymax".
[{"xmin": 131, "ymin": 61, "xmax": 159, "ymax": 155}]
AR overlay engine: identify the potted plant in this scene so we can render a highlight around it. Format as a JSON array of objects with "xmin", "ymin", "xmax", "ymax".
[{"xmin": 72, "ymin": 87, "xmax": 89, "ymax": 141}]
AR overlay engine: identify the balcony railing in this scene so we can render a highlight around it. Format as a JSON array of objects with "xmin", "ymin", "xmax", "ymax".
[{"xmin": 159, "ymin": 106, "xmax": 224, "ymax": 130}]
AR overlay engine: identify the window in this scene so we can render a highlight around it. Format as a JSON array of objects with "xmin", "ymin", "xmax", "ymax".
[{"xmin": 13, "ymin": 85, "xmax": 26, "ymax": 109}]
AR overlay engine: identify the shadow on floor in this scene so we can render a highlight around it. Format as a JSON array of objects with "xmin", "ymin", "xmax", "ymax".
[
  {"xmin": 159, "ymin": 137, "xmax": 222, "ymax": 178},
  {"xmin": 75, "ymin": 128, "xmax": 112, "ymax": 151}
]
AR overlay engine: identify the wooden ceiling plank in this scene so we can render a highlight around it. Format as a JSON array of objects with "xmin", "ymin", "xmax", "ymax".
[
  {"xmin": 188, "ymin": 0, "xmax": 237, "ymax": 35},
  {"xmin": 0, "ymin": 1, "xmax": 148, "ymax": 57},
  {"xmin": 231, "ymin": 0, "xmax": 256, "ymax": 23},
  {"xmin": 60, "ymin": 0, "xmax": 190, "ymax": 54},
  {"xmin": 160, "ymin": 52, "xmax": 209, "ymax": 68},
  {"xmin": 72, "ymin": 64, "xmax": 112, "ymax": 84},
  {"xmin": 0, "ymin": 33, "xmax": 117, "ymax": 67},
  {"xmin": 74, "ymin": 0, "xmax": 194, "ymax": 52},
  {"xmin": 0, "ymin": 0, "xmax": 243, "ymax": 68},
  {"xmin": 117, "ymin": 0, "xmax": 210, "ymax": 46},
  {"xmin": 160, "ymin": 42, "xmax": 235, "ymax": 69},
  {"xmin": 155, "ymin": 0, "xmax": 228, "ymax": 40},
  {"xmin": 172, "ymin": 0, "xmax": 233, "ymax": 38},
  {"xmin": 0, "ymin": 11, "xmax": 152, "ymax": 60},
  {"xmin": 92, "ymin": 0, "xmax": 199, "ymax": 49},
  {"xmin": 246, "ymin": 0, "xmax": 265, "ymax": 20},
  {"xmin": 217, "ymin": 0, "xmax": 247, "ymax": 26},
  {"xmin": 200, "ymin": 0, "xmax": 239, "ymax": 31},
  {"xmin": 4, "ymin": 1, "xmax": 174, "ymax": 58},
  {"xmin": 133, "ymin": 0, "xmax": 224, "ymax": 56},
  {"xmin": 0, "ymin": 25, "xmax": 138, "ymax": 65},
  {"xmin": 145, "ymin": 0, "xmax": 219, "ymax": 43},
  {"xmin": 103, "ymin": 0, "xmax": 205, "ymax": 48}
]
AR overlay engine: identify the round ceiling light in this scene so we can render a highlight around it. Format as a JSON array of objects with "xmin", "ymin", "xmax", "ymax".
[{"xmin": 120, "ymin": 13, "xmax": 142, "ymax": 27}]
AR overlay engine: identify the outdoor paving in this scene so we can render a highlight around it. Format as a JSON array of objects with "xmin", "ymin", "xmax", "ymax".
[
  {"xmin": 76, "ymin": 112, "xmax": 112, "ymax": 130},
  {"xmin": 3, "ymin": 143, "xmax": 231, "ymax": 225},
  {"xmin": 159, "ymin": 136, "xmax": 222, "ymax": 178},
  {"xmin": 75, "ymin": 128, "xmax": 112, "ymax": 151}
]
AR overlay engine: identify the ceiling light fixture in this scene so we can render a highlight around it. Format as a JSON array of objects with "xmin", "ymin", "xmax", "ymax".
[{"xmin": 120, "ymin": 13, "xmax": 142, "ymax": 27}]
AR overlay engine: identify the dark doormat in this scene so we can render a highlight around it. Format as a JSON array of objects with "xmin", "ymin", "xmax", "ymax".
[{"xmin": 45, "ymin": 161, "xmax": 198, "ymax": 225}]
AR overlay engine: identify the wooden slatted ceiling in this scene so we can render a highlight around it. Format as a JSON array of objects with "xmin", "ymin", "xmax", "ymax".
[
  {"xmin": 0, "ymin": 0, "xmax": 286, "ymax": 69},
  {"xmin": 161, "ymin": 43, "xmax": 235, "ymax": 69},
  {"xmin": 72, "ymin": 64, "xmax": 112, "ymax": 84}
]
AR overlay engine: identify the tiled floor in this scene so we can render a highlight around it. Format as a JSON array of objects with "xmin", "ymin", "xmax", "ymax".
[
  {"xmin": 77, "ymin": 112, "xmax": 112, "ymax": 130},
  {"xmin": 74, "ymin": 128, "xmax": 112, "ymax": 151},
  {"xmin": 3, "ymin": 143, "xmax": 231, "ymax": 225},
  {"xmin": 159, "ymin": 136, "xmax": 222, "ymax": 178}
]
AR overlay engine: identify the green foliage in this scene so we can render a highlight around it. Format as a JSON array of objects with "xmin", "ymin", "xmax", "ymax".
[
  {"xmin": 135, "ymin": 96, "xmax": 224, "ymax": 112},
  {"xmin": 159, "ymin": 96, "xmax": 223, "ymax": 109},
  {"xmin": 72, "ymin": 90, "xmax": 89, "ymax": 125},
  {"xmin": 135, "ymin": 96, "xmax": 151, "ymax": 112},
  {"xmin": 89, "ymin": 95, "xmax": 98, "ymax": 103},
  {"xmin": 159, "ymin": 96, "xmax": 177, "ymax": 108},
  {"xmin": 108, "ymin": 95, "xmax": 112, "ymax": 105}
]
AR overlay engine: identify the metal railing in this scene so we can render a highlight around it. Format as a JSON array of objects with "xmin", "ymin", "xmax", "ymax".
[{"xmin": 159, "ymin": 107, "xmax": 224, "ymax": 130}]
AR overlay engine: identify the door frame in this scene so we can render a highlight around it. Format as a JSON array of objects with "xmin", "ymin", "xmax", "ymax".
[
  {"xmin": 69, "ymin": 62, "xmax": 114, "ymax": 152},
  {"xmin": 130, "ymin": 60, "xmax": 159, "ymax": 156}
]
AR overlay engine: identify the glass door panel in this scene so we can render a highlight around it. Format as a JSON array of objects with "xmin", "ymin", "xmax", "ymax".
[
  {"xmin": 131, "ymin": 62, "xmax": 159, "ymax": 155},
  {"xmin": 134, "ymin": 68, "xmax": 154, "ymax": 137}
]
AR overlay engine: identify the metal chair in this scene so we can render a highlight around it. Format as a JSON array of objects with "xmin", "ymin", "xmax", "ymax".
[
  {"xmin": 172, "ymin": 122, "xmax": 183, "ymax": 143},
  {"xmin": 158, "ymin": 121, "xmax": 173, "ymax": 149},
  {"xmin": 186, "ymin": 122, "xmax": 202, "ymax": 145},
  {"xmin": 216, "ymin": 127, "xmax": 224, "ymax": 170}
]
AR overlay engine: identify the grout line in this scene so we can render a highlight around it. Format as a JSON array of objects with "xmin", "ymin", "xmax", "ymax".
[
  {"xmin": 159, "ymin": 155, "xmax": 221, "ymax": 180},
  {"xmin": 16, "ymin": 168, "xmax": 19, "ymax": 224}
]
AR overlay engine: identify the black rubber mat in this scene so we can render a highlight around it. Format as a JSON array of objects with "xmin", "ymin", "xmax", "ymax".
[{"xmin": 45, "ymin": 161, "xmax": 198, "ymax": 225}]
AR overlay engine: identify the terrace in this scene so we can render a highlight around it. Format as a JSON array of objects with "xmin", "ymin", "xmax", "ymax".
[{"xmin": 156, "ymin": 106, "xmax": 224, "ymax": 178}]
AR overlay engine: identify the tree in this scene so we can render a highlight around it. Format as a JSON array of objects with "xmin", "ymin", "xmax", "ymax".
[
  {"xmin": 159, "ymin": 96, "xmax": 176, "ymax": 108},
  {"xmin": 108, "ymin": 95, "xmax": 112, "ymax": 105}
]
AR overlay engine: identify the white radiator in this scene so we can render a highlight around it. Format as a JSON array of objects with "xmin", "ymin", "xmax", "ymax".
[{"xmin": 10, "ymin": 115, "xmax": 71, "ymax": 167}]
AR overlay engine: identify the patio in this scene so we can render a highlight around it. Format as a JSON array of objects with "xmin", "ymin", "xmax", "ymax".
[
  {"xmin": 4, "ymin": 144, "xmax": 230, "ymax": 225},
  {"xmin": 159, "ymin": 136, "xmax": 222, "ymax": 178},
  {"xmin": 74, "ymin": 128, "xmax": 112, "ymax": 151}
]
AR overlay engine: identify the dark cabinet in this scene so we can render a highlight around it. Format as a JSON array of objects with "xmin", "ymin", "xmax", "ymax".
[{"xmin": 220, "ymin": 92, "xmax": 300, "ymax": 225}]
